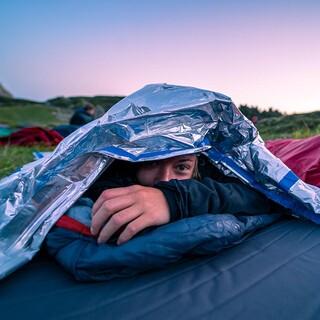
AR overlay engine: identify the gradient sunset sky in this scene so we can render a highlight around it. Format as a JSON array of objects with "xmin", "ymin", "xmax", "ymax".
[{"xmin": 1, "ymin": 0, "xmax": 320, "ymax": 113}]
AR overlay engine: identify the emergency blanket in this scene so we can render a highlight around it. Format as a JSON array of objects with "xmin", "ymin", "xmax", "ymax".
[{"xmin": 0, "ymin": 84, "xmax": 320, "ymax": 280}]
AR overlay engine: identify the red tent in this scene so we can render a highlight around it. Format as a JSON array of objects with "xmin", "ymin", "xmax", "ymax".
[{"xmin": 266, "ymin": 135, "xmax": 320, "ymax": 187}]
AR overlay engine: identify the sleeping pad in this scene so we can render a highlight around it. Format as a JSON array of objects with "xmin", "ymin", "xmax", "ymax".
[{"xmin": 2, "ymin": 217, "xmax": 320, "ymax": 320}]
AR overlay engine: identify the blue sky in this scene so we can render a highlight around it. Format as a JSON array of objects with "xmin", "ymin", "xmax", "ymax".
[{"xmin": 1, "ymin": 0, "xmax": 320, "ymax": 113}]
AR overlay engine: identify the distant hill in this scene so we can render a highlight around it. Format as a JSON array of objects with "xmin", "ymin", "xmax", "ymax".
[
  {"xmin": 238, "ymin": 103, "xmax": 320, "ymax": 139},
  {"xmin": 256, "ymin": 111, "xmax": 320, "ymax": 139},
  {"xmin": 0, "ymin": 96, "xmax": 40, "ymax": 107},
  {"xmin": 0, "ymin": 94, "xmax": 124, "ymax": 126},
  {"xmin": 239, "ymin": 104, "xmax": 283, "ymax": 120},
  {"xmin": 0, "ymin": 95, "xmax": 319, "ymax": 139},
  {"xmin": 46, "ymin": 95, "xmax": 124, "ymax": 110},
  {"xmin": 0, "ymin": 95, "xmax": 124, "ymax": 110},
  {"xmin": 0, "ymin": 94, "xmax": 124, "ymax": 128},
  {"xmin": 0, "ymin": 83, "xmax": 13, "ymax": 98}
]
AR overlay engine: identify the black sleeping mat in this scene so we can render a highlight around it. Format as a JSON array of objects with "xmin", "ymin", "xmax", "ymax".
[{"xmin": 1, "ymin": 218, "xmax": 320, "ymax": 320}]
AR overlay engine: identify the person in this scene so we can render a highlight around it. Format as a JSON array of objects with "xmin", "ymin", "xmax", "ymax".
[
  {"xmin": 85, "ymin": 154, "xmax": 281, "ymax": 245},
  {"xmin": 53, "ymin": 103, "xmax": 97, "ymax": 138},
  {"xmin": 69, "ymin": 103, "xmax": 96, "ymax": 126},
  {"xmin": 45, "ymin": 153, "xmax": 284, "ymax": 280}
]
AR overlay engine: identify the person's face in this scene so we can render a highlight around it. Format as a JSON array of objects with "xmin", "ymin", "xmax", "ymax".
[
  {"xmin": 86, "ymin": 108, "xmax": 96, "ymax": 116},
  {"xmin": 136, "ymin": 155, "xmax": 197, "ymax": 186}
]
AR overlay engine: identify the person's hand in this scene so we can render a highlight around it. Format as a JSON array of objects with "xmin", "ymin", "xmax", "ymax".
[{"xmin": 90, "ymin": 185, "xmax": 170, "ymax": 245}]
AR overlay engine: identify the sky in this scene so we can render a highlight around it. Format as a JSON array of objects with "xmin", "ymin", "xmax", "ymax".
[{"xmin": 1, "ymin": 0, "xmax": 320, "ymax": 113}]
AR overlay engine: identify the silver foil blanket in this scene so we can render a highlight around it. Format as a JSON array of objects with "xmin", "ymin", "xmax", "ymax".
[{"xmin": 0, "ymin": 83, "xmax": 319, "ymax": 279}]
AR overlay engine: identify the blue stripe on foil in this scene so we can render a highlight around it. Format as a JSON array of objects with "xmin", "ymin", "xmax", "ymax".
[
  {"xmin": 33, "ymin": 151, "xmax": 44, "ymax": 159},
  {"xmin": 99, "ymin": 139, "xmax": 211, "ymax": 161},
  {"xmin": 278, "ymin": 171, "xmax": 299, "ymax": 191},
  {"xmin": 205, "ymin": 148, "xmax": 320, "ymax": 224}
]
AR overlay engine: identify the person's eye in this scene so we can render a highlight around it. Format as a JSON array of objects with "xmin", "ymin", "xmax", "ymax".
[{"xmin": 176, "ymin": 164, "xmax": 191, "ymax": 172}]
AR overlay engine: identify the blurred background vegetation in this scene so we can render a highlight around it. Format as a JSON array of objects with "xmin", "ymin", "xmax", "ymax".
[
  {"xmin": 0, "ymin": 94, "xmax": 319, "ymax": 179},
  {"xmin": 238, "ymin": 104, "xmax": 320, "ymax": 139}
]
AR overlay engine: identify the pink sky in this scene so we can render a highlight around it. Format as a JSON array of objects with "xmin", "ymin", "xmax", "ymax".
[{"xmin": 1, "ymin": 0, "xmax": 320, "ymax": 113}]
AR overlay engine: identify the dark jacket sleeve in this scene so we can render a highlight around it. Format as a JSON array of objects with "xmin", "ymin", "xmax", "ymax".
[
  {"xmin": 155, "ymin": 177, "xmax": 282, "ymax": 221},
  {"xmin": 70, "ymin": 110, "xmax": 94, "ymax": 126},
  {"xmin": 83, "ymin": 177, "xmax": 135, "ymax": 202}
]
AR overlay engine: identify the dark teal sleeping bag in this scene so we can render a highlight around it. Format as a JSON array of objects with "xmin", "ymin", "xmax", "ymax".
[{"xmin": 45, "ymin": 199, "xmax": 280, "ymax": 281}]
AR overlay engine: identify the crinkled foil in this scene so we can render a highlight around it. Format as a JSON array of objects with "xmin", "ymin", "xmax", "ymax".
[{"xmin": 0, "ymin": 83, "xmax": 319, "ymax": 279}]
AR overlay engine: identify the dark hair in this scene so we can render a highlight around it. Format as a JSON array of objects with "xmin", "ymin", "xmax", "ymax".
[
  {"xmin": 192, "ymin": 156, "xmax": 201, "ymax": 180},
  {"xmin": 84, "ymin": 103, "xmax": 95, "ymax": 111}
]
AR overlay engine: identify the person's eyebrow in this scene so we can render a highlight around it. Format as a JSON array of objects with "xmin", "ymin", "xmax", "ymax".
[{"xmin": 177, "ymin": 158, "xmax": 194, "ymax": 163}]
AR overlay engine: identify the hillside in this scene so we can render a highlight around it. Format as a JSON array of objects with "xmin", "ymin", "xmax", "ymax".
[
  {"xmin": 0, "ymin": 95, "xmax": 124, "ymax": 128},
  {"xmin": 46, "ymin": 96, "xmax": 123, "ymax": 110},
  {"xmin": 0, "ymin": 95, "xmax": 319, "ymax": 139},
  {"xmin": 256, "ymin": 111, "xmax": 320, "ymax": 139}
]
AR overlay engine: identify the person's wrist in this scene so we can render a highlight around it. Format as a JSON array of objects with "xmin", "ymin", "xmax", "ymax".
[{"xmin": 154, "ymin": 182, "xmax": 180, "ymax": 222}]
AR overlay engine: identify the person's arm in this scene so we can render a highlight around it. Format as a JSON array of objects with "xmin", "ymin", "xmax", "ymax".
[{"xmin": 155, "ymin": 177, "xmax": 282, "ymax": 221}]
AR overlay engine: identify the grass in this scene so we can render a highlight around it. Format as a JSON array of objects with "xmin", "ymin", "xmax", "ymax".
[
  {"xmin": 257, "ymin": 111, "xmax": 320, "ymax": 140},
  {"xmin": 259, "ymin": 126, "xmax": 320, "ymax": 140},
  {"xmin": 0, "ymin": 105, "xmax": 72, "ymax": 127},
  {"xmin": 0, "ymin": 103, "xmax": 72, "ymax": 179},
  {"xmin": 0, "ymin": 145, "xmax": 54, "ymax": 178}
]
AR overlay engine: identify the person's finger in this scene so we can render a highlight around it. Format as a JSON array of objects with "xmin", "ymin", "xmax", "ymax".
[
  {"xmin": 97, "ymin": 205, "xmax": 142, "ymax": 244},
  {"xmin": 117, "ymin": 215, "xmax": 154, "ymax": 245},
  {"xmin": 91, "ymin": 194, "xmax": 136, "ymax": 235},
  {"xmin": 92, "ymin": 185, "xmax": 143, "ymax": 215}
]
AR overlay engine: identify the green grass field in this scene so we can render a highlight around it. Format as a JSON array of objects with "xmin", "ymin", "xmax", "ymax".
[
  {"xmin": 0, "ymin": 145, "xmax": 54, "ymax": 178},
  {"xmin": 0, "ymin": 105, "xmax": 71, "ymax": 127},
  {"xmin": 256, "ymin": 111, "xmax": 320, "ymax": 139},
  {"xmin": 0, "ymin": 104, "xmax": 71, "ymax": 179}
]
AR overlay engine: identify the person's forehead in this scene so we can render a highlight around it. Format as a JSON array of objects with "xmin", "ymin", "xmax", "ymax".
[{"xmin": 166, "ymin": 155, "xmax": 196, "ymax": 163}]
